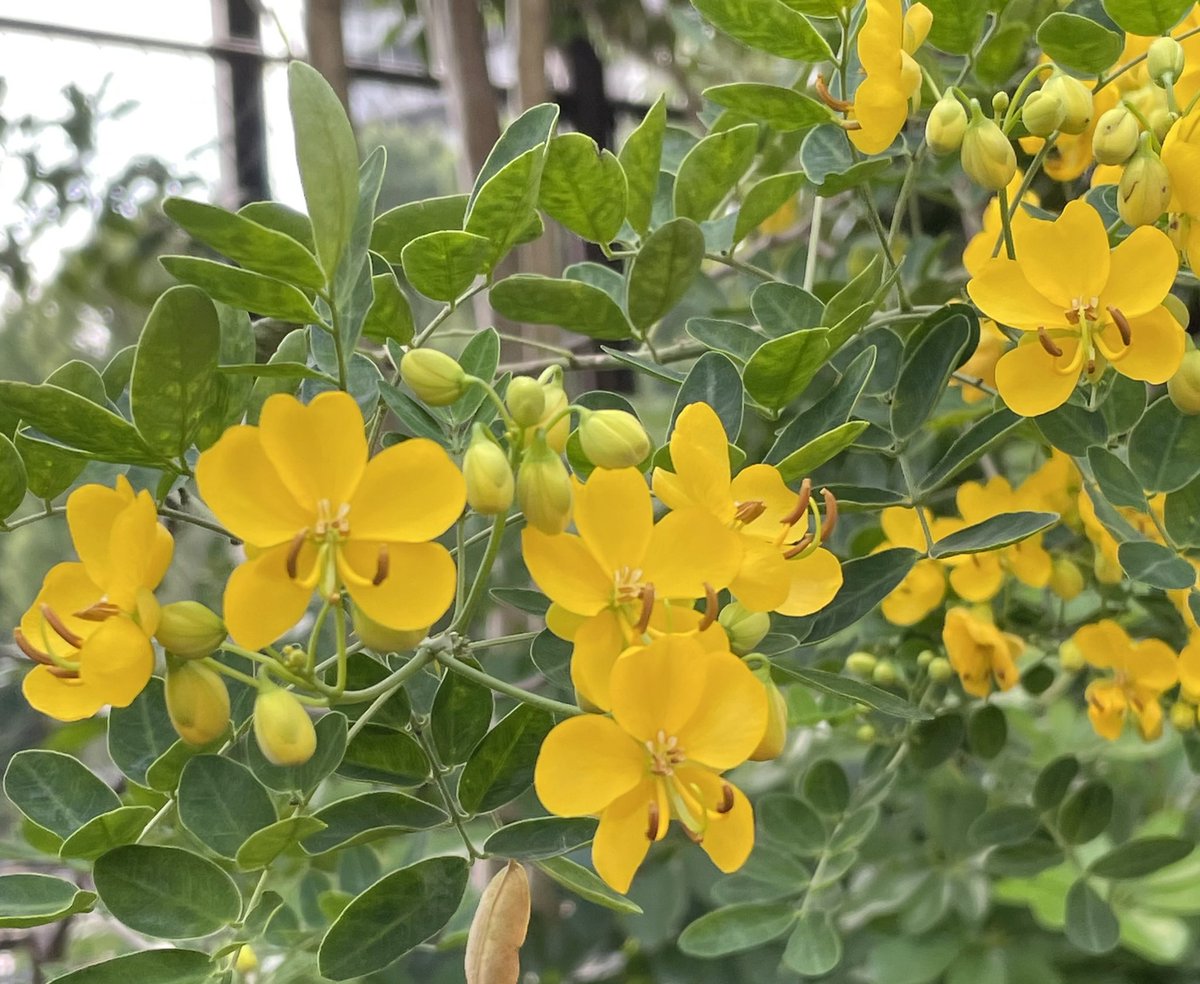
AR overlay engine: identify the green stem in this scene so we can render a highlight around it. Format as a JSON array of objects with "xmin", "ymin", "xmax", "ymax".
[
  {"xmin": 413, "ymin": 281, "xmax": 490, "ymax": 348},
  {"xmin": 327, "ymin": 303, "xmax": 349, "ymax": 391},
  {"xmin": 332, "ymin": 602, "xmax": 348, "ymax": 698},
  {"xmin": 990, "ymin": 138, "xmax": 1054, "ymax": 259},
  {"xmin": 703, "ymin": 252, "xmax": 775, "ymax": 282},
  {"xmin": 997, "ymin": 187, "xmax": 1017, "ymax": 260},
  {"xmin": 898, "ymin": 456, "xmax": 934, "ymax": 552},
  {"xmin": 157, "ymin": 507, "xmax": 234, "ymax": 539},
  {"xmin": 413, "ymin": 724, "xmax": 483, "ymax": 859},
  {"xmin": 435, "ymin": 649, "xmax": 581, "ymax": 717},
  {"xmin": 452, "ymin": 513, "xmax": 509, "ymax": 633},
  {"xmin": 468, "ymin": 631, "xmax": 540, "ymax": 650},
  {"xmin": 335, "ymin": 642, "xmax": 443, "ymax": 703},
  {"xmin": 220, "ymin": 644, "xmax": 316, "ymax": 692},
  {"xmin": 804, "ymin": 192, "xmax": 824, "ymax": 292},
  {"xmin": 346, "ymin": 650, "xmax": 433, "ymax": 743},
  {"xmin": 857, "ymin": 186, "xmax": 912, "ymax": 311}
]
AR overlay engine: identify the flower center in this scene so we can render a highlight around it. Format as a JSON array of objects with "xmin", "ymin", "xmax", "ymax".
[
  {"xmin": 314, "ymin": 499, "xmax": 351, "ymax": 538},
  {"xmin": 12, "ymin": 602, "xmax": 112, "ymax": 679},
  {"xmin": 640, "ymin": 732, "xmax": 737, "ymax": 844},
  {"xmin": 646, "ymin": 729, "xmax": 686, "ymax": 776},
  {"xmin": 1042, "ymin": 297, "xmax": 1132, "ymax": 376}
]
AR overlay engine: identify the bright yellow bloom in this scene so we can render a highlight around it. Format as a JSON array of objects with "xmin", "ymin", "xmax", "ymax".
[
  {"xmin": 1020, "ymin": 450, "xmax": 1082, "ymax": 526},
  {"xmin": 1179, "ymin": 634, "xmax": 1200, "ymax": 701},
  {"xmin": 524, "ymin": 466, "xmax": 741, "ymax": 709},
  {"xmin": 1077, "ymin": 487, "xmax": 1165, "ymax": 585},
  {"xmin": 967, "ymin": 200, "xmax": 1182, "ymax": 417},
  {"xmin": 1163, "ymin": 110, "xmax": 1200, "ymax": 271},
  {"xmin": 873, "ymin": 507, "xmax": 952, "ymax": 626},
  {"xmin": 1074, "ymin": 619, "xmax": 1178, "ymax": 741},
  {"xmin": 196, "ymin": 391, "xmax": 466, "ymax": 650},
  {"xmin": 962, "ymin": 171, "xmax": 1040, "ymax": 277},
  {"xmin": 942, "ymin": 607, "xmax": 1023, "ymax": 698},
  {"xmin": 652, "ymin": 403, "xmax": 843, "ymax": 617},
  {"xmin": 849, "ymin": 0, "xmax": 932, "ymax": 155},
  {"xmin": 534, "ymin": 634, "xmax": 766, "ymax": 893},
  {"xmin": 16, "ymin": 477, "xmax": 173, "ymax": 721}
]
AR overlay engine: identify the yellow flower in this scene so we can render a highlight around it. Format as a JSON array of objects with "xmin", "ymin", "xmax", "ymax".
[
  {"xmin": 15, "ymin": 477, "xmax": 173, "ymax": 721},
  {"xmin": 942, "ymin": 607, "xmax": 1023, "ymax": 698},
  {"xmin": 873, "ymin": 507, "xmax": 951, "ymax": 626},
  {"xmin": 1076, "ymin": 487, "xmax": 1165, "ymax": 585},
  {"xmin": 652, "ymin": 403, "xmax": 843, "ymax": 617},
  {"xmin": 1163, "ymin": 110, "xmax": 1200, "ymax": 270},
  {"xmin": 961, "ymin": 171, "xmax": 1041, "ymax": 277},
  {"xmin": 1074, "ymin": 619, "xmax": 1178, "ymax": 741},
  {"xmin": 196, "ymin": 391, "xmax": 466, "ymax": 650},
  {"xmin": 1179, "ymin": 634, "xmax": 1200, "ymax": 701},
  {"xmin": 967, "ymin": 200, "xmax": 1183, "ymax": 417},
  {"xmin": 849, "ymin": 0, "xmax": 932, "ymax": 155},
  {"xmin": 1020, "ymin": 450, "xmax": 1082, "ymax": 525},
  {"xmin": 533, "ymin": 634, "xmax": 766, "ymax": 893},
  {"xmin": 524, "ymin": 466, "xmax": 741, "ymax": 709}
]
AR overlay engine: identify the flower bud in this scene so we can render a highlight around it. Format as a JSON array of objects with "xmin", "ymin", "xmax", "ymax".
[
  {"xmin": 253, "ymin": 686, "xmax": 317, "ymax": 766},
  {"xmin": 991, "ymin": 91, "xmax": 1010, "ymax": 116},
  {"xmin": 928, "ymin": 656, "xmax": 954, "ymax": 683},
  {"xmin": 517, "ymin": 434, "xmax": 573, "ymax": 535},
  {"xmin": 718, "ymin": 602, "xmax": 771, "ymax": 655},
  {"xmin": 505, "ymin": 376, "xmax": 546, "ymax": 428},
  {"xmin": 464, "ymin": 425, "xmax": 514, "ymax": 515},
  {"xmin": 1149, "ymin": 106, "xmax": 1175, "ymax": 143},
  {"xmin": 235, "ymin": 945, "xmax": 259, "ymax": 974},
  {"xmin": 925, "ymin": 94, "xmax": 968, "ymax": 155},
  {"xmin": 856, "ymin": 723, "xmax": 877, "ymax": 743},
  {"xmin": 916, "ymin": 649, "xmax": 935, "ymax": 668},
  {"xmin": 1092, "ymin": 106, "xmax": 1140, "ymax": 165},
  {"xmin": 1170, "ymin": 701, "xmax": 1197, "ymax": 732},
  {"xmin": 578, "ymin": 409, "xmax": 651, "ymax": 469},
  {"xmin": 1118, "ymin": 135, "xmax": 1171, "ymax": 227},
  {"xmin": 154, "ymin": 601, "xmax": 227, "ymax": 659},
  {"xmin": 1169, "ymin": 349, "xmax": 1200, "ymax": 414},
  {"xmin": 1021, "ymin": 90, "xmax": 1066, "ymax": 137},
  {"xmin": 165, "ymin": 660, "xmax": 231, "ymax": 746},
  {"xmin": 524, "ymin": 366, "xmax": 570, "ymax": 453},
  {"xmin": 845, "ymin": 651, "xmax": 878, "ymax": 677},
  {"xmin": 872, "ymin": 661, "xmax": 898, "ymax": 686},
  {"xmin": 1049, "ymin": 557, "xmax": 1085, "ymax": 601},
  {"xmin": 400, "ymin": 348, "xmax": 468, "ymax": 406},
  {"xmin": 351, "ymin": 601, "xmax": 428, "ymax": 653},
  {"xmin": 1149, "ymin": 36, "xmax": 1186, "ymax": 87},
  {"xmin": 1058, "ymin": 639, "xmax": 1085, "ymax": 672},
  {"xmin": 961, "ymin": 103, "xmax": 1017, "ymax": 191},
  {"xmin": 1042, "ymin": 73, "xmax": 1093, "ymax": 135},
  {"xmin": 748, "ymin": 667, "xmax": 789, "ymax": 761}
]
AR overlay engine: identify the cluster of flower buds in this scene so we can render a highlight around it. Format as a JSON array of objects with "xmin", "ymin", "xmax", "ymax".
[
  {"xmin": 960, "ymin": 99, "xmax": 1016, "ymax": 191},
  {"xmin": 159, "ymin": 602, "xmax": 232, "ymax": 746}
]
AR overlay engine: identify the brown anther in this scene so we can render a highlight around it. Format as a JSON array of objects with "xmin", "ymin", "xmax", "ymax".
[
  {"xmin": 783, "ymin": 533, "xmax": 815, "ymax": 559},
  {"xmin": 716, "ymin": 782, "xmax": 735, "ymax": 815},
  {"xmin": 780, "ymin": 478, "xmax": 813, "ymax": 529},
  {"xmin": 815, "ymin": 74, "xmax": 853, "ymax": 113},
  {"xmin": 285, "ymin": 529, "xmax": 308, "ymax": 579},
  {"xmin": 39, "ymin": 605, "xmax": 83, "ymax": 649},
  {"xmin": 1108, "ymin": 306, "xmax": 1132, "ymax": 347},
  {"xmin": 646, "ymin": 801, "xmax": 660, "ymax": 841},
  {"xmin": 1037, "ymin": 327, "xmax": 1064, "ymax": 357},
  {"xmin": 372, "ymin": 545, "xmax": 390, "ymax": 586},
  {"xmin": 683, "ymin": 827, "xmax": 704, "ymax": 844},
  {"xmin": 634, "ymin": 583, "xmax": 656, "ymax": 635},
  {"xmin": 1087, "ymin": 358, "xmax": 1097, "ymax": 374},
  {"xmin": 734, "ymin": 499, "xmax": 767, "ymax": 524},
  {"xmin": 14, "ymin": 628, "xmax": 53, "ymax": 665},
  {"xmin": 73, "ymin": 602, "xmax": 121, "ymax": 622},
  {"xmin": 819, "ymin": 487, "xmax": 839, "ymax": 541},
  {"xmin": 698, "ymin": 583, "xmax": 718, "ymax": 631}
]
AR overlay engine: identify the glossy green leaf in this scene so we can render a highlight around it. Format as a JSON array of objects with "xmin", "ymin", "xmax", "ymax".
[
  {"xmin": 92, "ymin": 845, "xmax": 240, "ymax": 939},
  {"xmin": 160, "ymin": 256, "xmax": 321, "ymax": 324},
  {"xmin": 743, "ymin": 328, "xmax": 830, "ymax": 410},
  {"xmin": 1090, "ymin": 837, "xmax": 1193, "ymax": 879},
  {"xmin": 1065, "ymin": 879, "xmax": 1120, "ymax": 953},
  {"xmin": 671, "ymin": 351, "xmax": 744, "ymax": 441},
  {"xmin": 469, "ymin": 103, "xmax": 559, "ymax": 208},
  {"xmin": 371, "ymin": 194, "xmax": 468, "ymax": 263},
  {"xmin": 733, "ymin": 171, "xmax": 806, "ymax": 244},
  {"xmin": 379, "ymin": 381, "xmax": 446, "ymax": 442},
  {"xmin": 690, "ymin": 0, "xmax": 833, "ymax": 60},
  {"xmin": 236, "ymin": 816, "xmax": 327, "ymax": 871},
  {"xmin": 1102, "ymin": 0, "xmax": 1194, "ymax": 33},
  {"xmin": 539, "ymin": 132, "xmax": 627, "ymax": 243},
  {"xmin": 466, "ymin": 147, "xmax": 548, "ymax": 270},
  {"xmin": 705, "ymin": 84, "xmax": 831, "ymax": 132},
  {"xmin": 752, "ymin": 281, "xmax": 823, "ymax": 337},
  {"xmin": 801, "ymin": 125, "xmax": 892, "ymax": 195},
  {"xmin": 536, "ymin": 856, "xmax": 643, "ymax": 914},
  {"xmin": 490, "ymin": 274, "xmax": 633, "ymax": 340},
  {"xmin": 930, "ymin": 511, "xmax": 1057, "ymax": 559},
  {"xmin": 318, "ymin": 856, "xmax": 469, "ymax": 980},
  {"xmin": 247, "ymin": 328, "xmax": 308, "ymax": 422},
  {"xmin": 431, "ymin": 666, "xmax": 494, "ymax": 766},
  {"xmin": 626, "ymin": 217, "xmax": 706, "ymax": 331},
  {"xmin": 304, "ymin": 791, "xmax": 447, "ymax": 855},
  {"xmin": 4, "ymin": 750, "xmax": 120, "ymax": 841},
  {"xmin": 14, "ymin": 362, "xmax": 106, "ymax": 497},
  {"xmin": 921, "ymin": 0, "xmax": 990, "ymax": 53},
  {"xmin": 361, "ymin": 270, "xmax": 414, "ymax": 344},
  {"xmin": 891, "ymin": 308, "xmax": 976, "ymax": 440},
  {"xmin": 1118, "ymin": 540, "xmax": 1197, "ymax": 589},
  {"xmin": 176, "ymin": 755, "xmax": 276, "ymax": 859},
  {"xmin": 825, "ymin": 257, "xmax": 885, "ymax": 336},
  {"xmin": 107, "ymin": 678, "xmax": 178, "ymax": 786},
  {"xmin": 782, "ymin": 911, "xmax": 842, "ymax": 975},
  {"xmin": 1037, "ymin": 12, "xmax": 1124, "ymax": 74},
  {"xmin": 767, "ymin": 347, "xmax": 875, "ymax": 463},
  {"xmin": 0, "ymin": 873, "xmax": 96, "ymax": 928},
  {"xmin": 58, "ymin": 806, "xmax": 156, "ymax": 861},
  {"xmin": 48, "ymin": 949, "xmax": 214, "ymax": 984},
  {"xmin": 1129, "ymin": 396, "xmax": 1200, "ymax": 492},
  {"xmin": 1058, "ymin": 780, "xmax": 1114, "ymax": 844},
  {"xmin": 775, "ymin": 665, "xmax": 927, "ymax": 719},
  {"xmin": 775, "ymin": 420, "xmax": 869, "ymax": 482},
  {"xmin": 338, "ymin": 724, "xmax": 429, "ymax": 785},
  {"xmin": 968, "ymin": 805, "xmax": 1040, "ymax": 847},
  {"xmin": 679, "ymin": 902, "xmax": 796, "ymax": 957},
  {"xmin": 0, "ymin": 433, "xmax": 27, "ymax": 520},
  {"xmin": 617, "ymin": 95, "xmax": 667, "ymax": 237},
  {"xmin": 601, "ymin": 346, "xmax": 687, "ymax": 382},
  {"xmin": 1038, "ymin": 401, "xmax": 1108, "ymax": 455},
  {"xmin": 674, "ymin": 124, "xmax": 758, "ymax": 222},
  {"xmin": 401, "ymin": 230, "xmax": 490, "ymax": 302},
  {"xmin": 484, "ymin": 817, "xmax": 598, "ymax": 861},
  {"xmin": 685, "ymin": 317, "xmax": 766, "ymax": 362},
  {"xmin": 458, "ymin": 705, "xmax": 555, "ymax": 814},
  {"xmin": 919, "ymin": 409, "xmax": 1023, "ymax": 494}
]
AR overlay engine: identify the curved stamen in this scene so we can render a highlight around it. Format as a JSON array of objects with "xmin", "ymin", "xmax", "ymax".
[
  {"xmin": 716, "ymin": 782, "xmax": 735, "ymax": 815},
  {"xmin": 779, "ymin": 478, "xmax": 813, "ymax": 530},
  {"xmin": 286, "ymin": 529, "xmax": 309, "ymax": 579},
  {"xmin": 74, "ymin": 601, "xmax": 121, "ymax": 622},
  {"xmin": 14, "ymin": 628, "xmax": 80, "ymax": 677},
  {"xmin": 698, "ymin": 583, "xmax": 718, "ymax": 631},
  {"xmin": 815, "ymin": 75, "xmax": 853, "ymax": 113},
  {"xmin": 783, "ymin": 533, "xmax": 815, "ymax": 559},
  {"xmin": 819, "ymin": 488, "xmax": 839, "ymax": 541},
  {"xmin": 372, "ymin": 545, "xmax": 390, "ymax": 586},
  {"xmin": 1107, "ymin": 306, "xmax": 1132, "ymax": 347},
  {"xmin": 1038, "ymin": 327, "xmax": 1063, "ymax": 357},
  {"xmin": 645, "ymin": 801, "xmax": 660, "ymax": 842},
  {"xmin": 634, "ymin": 583, "xmax": 656, "ymax": 635},
  {"xmin": 40, "ymin": 605, "xmax": 83, "ymax": 648}
]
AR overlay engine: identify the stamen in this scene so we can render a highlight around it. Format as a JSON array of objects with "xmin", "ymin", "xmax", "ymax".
[
  {"xmin": 819, "ymin": 488, "xmax": 839, "ymax": 541},
  {"xmin": 733, "ymin": 500, "xmax": 766, "ymax": 524},
  {"xmin": 645, "ymin": 801, "xmax": 660, "ymax": 841},
  {"xmin": 1107, "ymin": 306, "xmax": 1132, "ymax": 347},
  {"xmin": 784, "ymin": 533, "xmax": 815, "ymax": 559},
  {"xmin": 780, "ymin": 478, "xmax": 813, "ymax": 529},
  {"xmin": 682, "ymin": 826, "xmax": 704, "ymax": 844},
  {"xmin": 372, "ymin": 545, "xmax": 390, "ymax": 586},
  {"xmin": 815, "ymin": 75, "xmax": 853, "ymax": 113},
  {"xmin": 14, "ymin": 628, "xmax": 53, "ymax": 665},
  {"xmin": 1038, "ymin": 327, "xmax": 1064, "ymax": 357},
  {"xmin": 39, "ymin": 605, "xmax": 83, "ymax": 648},
  {"xmin": 286, "ymin": 529, "xmax": 308, "ymax": 579},
  {"xmin": 634, "ymin": 583, "xmax": 655, "ymax": 635},
  {"xmin": 716, "ymin": 782, "xmax": 735, "ymax": 815},
  {"xmin": 73, "ymin": 602, "xmax": 121, "ymax": 622},
  {"xmin": 698, "ymin": 583, "xmax": 718, "ymax": 631}
]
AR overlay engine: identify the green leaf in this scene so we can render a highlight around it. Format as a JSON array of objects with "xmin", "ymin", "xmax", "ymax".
[
  {"xmin": 539, "ymin": 132, "xmax": 627, "ymax": 243},
  {"xmin": 331, "ymin": 147, "xmax": 386, "ymax": 355},
  {"xmin": 247, "ymin": 328, "xmax": 308, "ymax": 422},
  {"xmin": 448, "ymin": 326, "xmax": 500, "ymax": 424},
  {"xmin": 1037, "ymin": 12, "xmax": 1124, "ymax": 74},
  {"xmin": 678, "ymin": 902, "xmax": 796, "ymax": 957},
  {"xmin": 48, "ymin": 949, "xmax": 214, "ymax": 984},
  {"xmin": 967, "ymin": 704, "xmax": 1007, "ymax": 759},
  {"xmin": 784, "ymin": 548, "xmax": 919, "ymax": 646},
  {"xmin": 743, "ymin": 328, "xmax": 830, "ymax": 410},
  {"xmin": 490, "ymin": 274, "xmax": 633, "ymax": 340},
  {"xmin": 288, "ymin": 61, "xmax": 360, "ymax": 280},
  {"xmin": 246, "ymin": 710, "xmax": 347, "ymax": 793},
  {"xmin": 379, "ymin": 381, "xmax": 447, "ymax": 442},
  {"xmin": 304, "ymin": 792, "xmax": 448, "ymax": 855},
  {"xmin": 775, "ymin": 421, "xmax": 869, "ymax": 482},
  {"xmin": 466, "ymin": 133, "xmax": 553, "ymax": 271},
  {"xmin": 536, "ymin": 856, "xmax": 643, "ymax": 914},
  {"xmin": 92, "ymin": 845, "xmax": 240, "ymax": 939},
  {"xmin": 968, "ymin": 805, "xmax": 1041, "ymax": 847},
  {"xmin": 1065, "ymin": 879, "xmax": 1120, "ymax": 953},
  {"xmin": 470, "ymin": 103, "xmax": 559, "ymax": 207},
  {"xmin": 58, "ymin": 806, "xmax": 156, "ymax": 861},
  {"xmin": 130, "ymin": 285, "xmax": 221, "ymax": 458},
  {"xmin": 1058, "ymin": 779, "xmax": 1114, "ymax": 845},
  {"xmin": 1165, "ymin": 475, "xmax": 1200, "ymax": 547},
  {"xmin": 759, "ymin": 794, "xmax": 826, "ymax": 853},
  {"xmin": 1038, "ymin": 401, "xmax": 1108, "ymax": 456},
  {"xmin": 107, "ymin": 678, "xmax": 177, "ymax": 786},
  {"xmin": 919, "ymin": 409, "xmax": 1022, "ymax": 494},
  {"xmin": 236, "ymin": 815, "xmax": 327, "ymax": 871},
  {"xmin": 921, "ymin": 0, "xmax": 990, "ymax": 54},
  {"xmin": 601, "ymin": 345, "xmax": 687, "ymax": 382},
  {"xmin": 220, "ymin": 361, "xmax": 336, "ymax": 385},
  {"xmin": 160, "ymin": 256, "xmax": 321, "ymax": 324},
  {"xmin": 318, "ymin": 856, "xmax": 469, "ymax": 980},
  {"xmin": 1130, "ymin": 395, "xmax": 1200, "ymax": 492},
  {"xmin": 163, "ymin": 196, "xmax": 325, "ymax": 290},
  {"xmin": 617, "ymin": 95, "xmax": 667, "ymax": 238},
  {"xmin": 930, "ymin": 511, "xmax": 1057, "ymax": 559},
  {"xmin": 673, "ymin": 124, "xmax": 759, "ymax": 222},
  {"xmin": 4, "ymin": 750, "xmax": 120, "ymax": 841},
  {"xmin": 338, "ymin": 723, "xmax": 429, "ymax": 785},
  {"xmin": 910, "ymin": 713, "xmax": 966, "ymax": 769},
  {"xmin": 102, "ymin": 345, "xmax": 137, "ymax": 399},
  {"xmin": 671, "ymin": 352, "xmax": 744, "ymax": 441},
  {"xmin": 1102, "ymin": 0, "xmax": 1194, "ymax": 33},
  {"xmin": 686, "ymin": 318, "xmax": 766, "ymax": 362},
  {"xmin": 782, "ymin": 911, "xmax": 842, "ymax": 975},
  {"xmin": 690, "ymin": 0, "xmax": 833, "ymax": 60},
  {"xmin": 0, "ymin": 433, "xmax": 27, "ymax": 521},
  {"xmin": 1034, "ymin": 755, "xmax": 1079, "ymax": 810},
  {"xmin": 176, "ymin": 755, "xmax": 276, "ymax": 859},
  {"xmin": 431, "ymin": 666, "xmax": 494, "ymax": 766},
  {"xmin": 775, "ymin": 665, "xmax": 927, "ymax": 719},
  {"xmin": 803, "ymin": 759, "xmax": 850, "ymax": 814},
  {"xmin": 371, "ymin": 194, "xmax": 468, "ymax": 263},
  {"xmin": 986, "ymin": 837, "xmax": 1065, "ymax": 876},
  {"xmin": 733, "ymin": 171, "xmax": 807, "ymax": 244},
  {"xmin": 767, "ymin": 347, "xmax": 875, "ymax": 464},
  {"xmin": 626, "ymin": 217, "xmax": 706, "ymax": 331},
  {"xmin": 484, "ymin": 817, "xmax": 598, "ymax": 861},
  {"xmin": 0, "ymin": 873, "xmax": 96, "ymax": 928},
  {"xmin": 891, "ymin": 308, "xmax": 976, "ymax": 440},
  {"xmin": 400, "ymin": 230, "xmax": 490, "ymax": 302},
  {"xmin": 705, "ymin": 84, "xmax": 831, "ymax": 132},
  {"xmin": 801, "ymin": 125, "xmax": 892, "ymax": 195},
  {"xmin": 752, "ymin": 281, "xmax": 823, "ymax": 337},
  {"xmin": 1118, "ymin": 540, "xmax": 1196, "ymax": 589},
  {"xmin": 458, "ymin": 705, "xmax": 555, "ymax": 814},
  {"xmin": 1091, "ymin": 837, "xmax": 1193, "ymax": 879}
]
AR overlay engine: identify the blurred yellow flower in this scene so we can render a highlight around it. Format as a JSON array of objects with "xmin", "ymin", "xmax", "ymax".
[
  {"xmin": 873, "ymin": 507, "xmax": 953, "ymax": 626},
  {"xmin": 1074, "ymin": 619, "xmax": 1177, "ymax": 740},
  {"xmin": 849, "ymin": 0, "xmax": 932, "ymax": 154},
  {"xmin": 951, "ymin": 319, "xmax": 1008, "ymax": 403},
  {"xmin": 942, "ymin": 606, "xmax": 1022, "ymax": 698}
]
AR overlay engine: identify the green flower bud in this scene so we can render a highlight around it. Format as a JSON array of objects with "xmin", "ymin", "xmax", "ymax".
[
  {"xmin": 1170, "ymin": 700, "xmax": 1197, "ymax": 732},
  {"xmin": 154, "ymin": 601, "xmax": 227, "ymax": 659},
  {"xmin": 1058, "ymin": 639, "xmax": 1085, "ymax": 673},
  {"xmin": 505, "ymin": 376, "xmax": 546, "ymax": 428},
  {"xmin": 253, "ymin": 686, "xmax": 317, "ymax": 766},
  {"xmin": 872, "ymin": 661, "xmax": 898, "ymax": 686},
  {"xmin": 1042, "ymin": 73, "xmax": 1093, "ymax": 135},
  {"xmin": 1021, "ymin": 90, "xmax": 1067, "ymax": 137},
  {"xmin": 928, "ymin": 656, "xmax": 954, "ymax": 683},
  {"xmin": 991, "ymin": 91, "xmax": 1010, "ymax": 116},
  {"xmin": 1169, "ymin": 349, "xmax": 1200, "ymax": 414},
  {"xmin": 578, "ymin": 409, "xmax": 651, "ymax": 469},
  {"xmin": 1118, "ymin": 135, "xmax": 1171, "ymax": 227},
  {"xmin": 235, "ymin": 946, "xmax": 259, "ymax": 974},
  {"xmin": 1149, "ymin": 106, "xmax": 1176, "ymax": 143},
  {"xmin": 464, "ymin": 425, "xmax": 514, "ymax": 515},
  {"xmin": 925, "ymin": 94, "xmax": 968, "ymax": 155},
  {"xmin": 717, "ymin": 602, "xmax": 771, "ymax": 655},
  {"xmin": 845, "ymin": 651, "xmax": 878, "ymax": 677},
  {"xmin": 351, "ymin": 601, "xmax": 428, "ymax": 653},
  {"xmin": 1049, "ymin": 557, "xmax": 1085, "ymax": 601},
  {"xmin": 400, "ymin": 348, "xmax": 468, "ymax": 406},
  {"xmin": 165, "ymin": 660, "xmax": 231, "ymax": 746},
  {"xmin": 916, "ymin": 649, "xmax": 935, "ymax": 668},
  {"xmin": 1092, "ymin": 106, "xmax": 1140, "ymax": 165},
  {"xmin": 517, "ymin": 433, "xmax": 573, "ymax": 534},
  {"xmin": 523, "ymin": 366, "xmax": 570, "ymax": 453},
  {"xmin": 856, "ymin": 723, "xmax": 877, "ymax": 743},
  {"xmin": 961, "ymin": 103, "xmax": 1017, "ymax": 191},
  {"xmin": 1149, "ymin": 36, "xmax": 1186, "ymax": 87},
  {"xmin": 748, "ymin": 664, "xmax": 789, "ymax": 761}
]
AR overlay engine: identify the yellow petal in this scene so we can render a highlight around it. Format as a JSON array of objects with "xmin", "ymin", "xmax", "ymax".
[
  {"xmin": 775, "ymin": 547, "xmax": 843, "ymax": 617},
  {"xmin": 730, "ymin": 465, "xmax": 806, "ymax": 534},
  {"xmin": 1005, "ymin": 539, "xmax": 1052, "ymax": 588},
  {"xmin": 1129, "ymin": 639, "xmax": 1179, "ymax": 693},
  {"xmin": 729, "ymin": 538, "xmax": 791, "ymax": 613},
  {"xmin": 857, "ymin": 0, "xmax": 902, "ymax": 75},
  {"xmin": 66, "ymin": 482, "xmax": 131, "ymax": 589},
  {"xmin": 967, "ymin": 258, "xmax": 1069, "ymax": 331},
  {"xmin": 22, "ymin": 667, "xmax": 105, "ymax": 722},
  {"xmin": 349, "ymin": 439, "xmax": 465, "ymax": 543},
  {"xmin": 676, "ymin": 766, "xmax": 756, "ymax": 874},
  {"xmin": 77, "ymin": 617, "xmax": 154, "ymax": 708},
  {"xmin": 675, "ymin": 652, "xmax": 768, "ymax": 769},
  {"xmin": 339, "ymin": 541, "xmax": 456, "ymax": 631},
  {"xmin": 573, "ymin": 468, "xmax": 654, "ymax": 575},
  {"xmin": 258, "ymin": 391, "xmax": 367, "ymax": 512},
  {"xmin": 660, "ymin": 403, "xmax": 735, "ymax": 521},
  {"xmin": 879, "ymin": 507, "xmax": 925, "ymax": 550},
  {"xmin": 994, "ymin": 336, "xmax": 1082, "ymax": 417},
  {"xmin": 943, "ymin": 607, "xmax": 993, "ymax": 698},
  {"xmin": 1086, "ymin": 679, "xmax": 1128, "ymax": 740},
  {"xmin": 1180, "ymin": 638, "xmax": 1200, "ymax": 701},
  {"xmin": 850, "ymin": 76, "xmax": 909, "ymax": 155},
  {"xmin": 948, "ymin": 554, "xmax": 1004, "ymax": 603},
  {"xmin": 610, "ymin": 635, "xmax": 708, "ymax": 743},
  {"xmin": 880, "ymin": 559, "xmax": 945, "ymax": 625},
  {"xmin": 223, "ymin": 543, "xmax": 314, "ymax": 650},
  {"xmin": 546, "ymin": 603, "xmax": 586, "ymax": 641},
  {"xmin": 105, "ymin": 491, "xmax": 168, "ymax": 610},
  {"xmin": 1132, "ymin": 689, "xmax": 1164, "ymax": 741},
  {"xmin": 521, "ymin": 529, "xmax": 612, "ymax": 616},
  {"xmin": 21, "ymin": 563, "xmax": 103, "ymax": 661},
  {"xmin": 641, "ymin": 509, "xmax": 742, "ymax": 599},
  {"xmin": 1108, "ymin": 307, "xmax": 1185, "ymax": 384},
  {"xmin": 1012, "ymin": 201, "xmax": 1109, "ymax": 308},
  {"xmin": 1103, "ymin": 226, "xmax": 1180, "ymax": 319},
  {"xmin": 569, "ymin": 610, "xmax": 630, "ymax": 712},
  {"xmin": 592, "ymin": 779, "xmax": 657, "ymax": 893},
  {"xmin": 1072, "ymin": 619, "xmax": 1131, "ymax": 672},
  {"xmin": 533, "ymin": 714, "xmax": 646, "ymax": 816}
]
